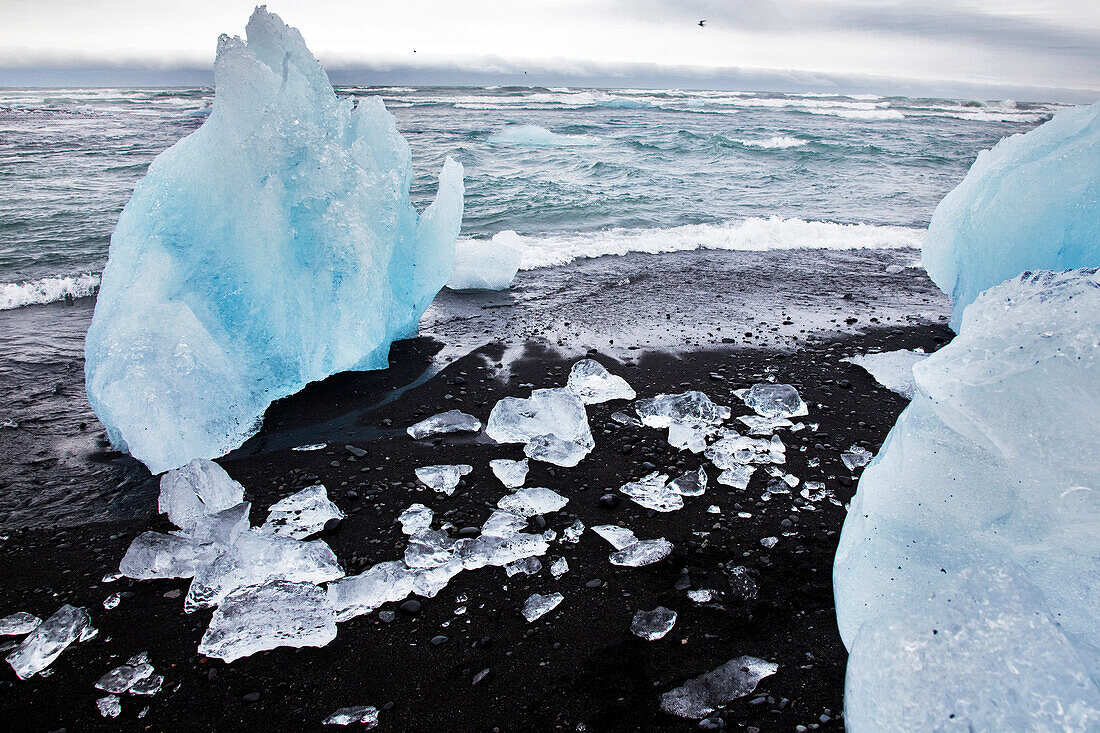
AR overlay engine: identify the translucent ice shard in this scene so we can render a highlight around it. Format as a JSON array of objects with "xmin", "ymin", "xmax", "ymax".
[
  {"xmin": 83, "ymin": 7, "xmax": 465, "ymax": 473},
  {"xmin": 95, "ymin": 653, "xmax": 154, "ymax": 694},
  {"xmin": 619, "ymin": 473, "xmax": 683, "ymax": 512},
  {"xmin": 398, "ymin": 503, "xmax": 433, "ymax": 535},
  {"xmin": 669, "ymin": 467, "xmax": 708, "ymax": 497},
  {"xmin": 550, "ymin": 557, "xmax": 569, "ymax": 578},
  {"xmin": 591, "ymin": 524, "xmax": 639, "ymax": 550},
  {"xmin": 447, "ymin": 230, "xmax": 523, "ymax": 291},
  {"xmin": 523, "ymin": 433, "xmax": 591, "ymax": 467},
  {"xmin": 489, "ymin": 458, "xmax": 528, "ymax": 489},
  {"xmin": 404, "ymin": 529, "xmax": 458, "ymax": 569},
  {"xmin": 504, "ymin": 556, "xmax": 542, "ymax": 577},
  {"xmin": 610, "ymin": 539, "xmax": 673, "ymax": 567},
  {"xmin": 705, "ymin": 432, "xmax": 785, "ymax": 469},
  {"xmin": 631, "ymin": 606, "xmax": 677, "ymax": 640},
  {"xmin": 119, "ymin": 532, "xmax": 222, "ymax": 580},
  {"xmin": 522, "ymin": 592, "xmax": 564, "ymax": 622},
  {"xmin": 565, "ymin": 359, "xmax": 636, "ymax": 404},
  {"xmin": 187, "ymin": 501, "xmax": 251, "ymax": 546},
  {"xmin": 457, "ymin": 532, "xmax": 549, "ymax": 570},
  {"xmin": 198, "ymin": 580, "xmax": 337, "ymax": 662},
  {"xmin": 415, "ymin": 464, "xmax": 473, "ymax": 496},
  {"xmin": 842, "ymin": 350, "xmax": 929, "ymax": 399},
  {"xmin": 326, "ymin": 561, "xmax": 426, "ymax": 620},
  {"xmin": 5, "ymin": 604, "xmax": 90, "ymax": 679},
  {"xmin": 407, "ymin": 410, "xmax": 482, "ymax": 440},
  {"xmin": 497, "ymin": 487, "xmax": 568, "ymax": 517},
  {"xmin": 158, "ymin": 458, "xmax": 245, "ymax": 531},
  {"xmin": 738, "ymin": 384, "xmax": 808, "ymax": 418},
  {"xmin": 97, "ymin": 695, "xmax": 121, "ymax": 718},
  {"xmin": 717, "ymin": 465, "xmax": 756, "ymax": 490},
  {"xmin": 636, "ymin": 391, "xmax": 730, "ymax": 428},
  {"xmin": 485, "ymin": 388, "xmax": 594, "ymax": 467},
  {"xmin": 841, "ymin": 445, "xmax": 873, "ymax": 471},
  {"xmin": 261, "ymin": 485, "xmax": 344, "ymax": 539},
  {"xmin": 736, "ymin": 415, "xmax": 794, "ymax": 435},
  {"xmin": 561, "ymin": 519, "xmax": 585, "ymax": 544},
  {"xmin": 323, "ymin": 705, "xmax": 380, "ymax": 727},
  {"xmin": 480, "ymin": 509, "xmax": 528, "ymax": 537},
  {"xmin": 660, "ymin": 656, "xmax": 778, "ymax": 718},
  {"xmin": 0, "ymin": 612, "xmax": 40, "ymax": 636},
  {"xmin": 129, "ymin": 674, "xmax": 163, "ymax": 696},
  {"xmin": 922, "ymin": 102, "xmax": 1100, "ymax": 329}
]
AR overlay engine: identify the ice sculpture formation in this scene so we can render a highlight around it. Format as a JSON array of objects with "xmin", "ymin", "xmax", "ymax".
[{"xmin": 84, "ymin": 7, "xmax": 464, "ymax": 473}]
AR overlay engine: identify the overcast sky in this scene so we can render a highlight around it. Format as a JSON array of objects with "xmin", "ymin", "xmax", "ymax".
[{"xmin": 1, "ymin": 0, "xmax": 1097, "ymax": 98}]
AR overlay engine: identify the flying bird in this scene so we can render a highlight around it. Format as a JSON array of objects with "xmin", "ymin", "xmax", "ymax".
[{"xmin": 698, "ymin": 20, "xmax": 706, "ymax": 27}]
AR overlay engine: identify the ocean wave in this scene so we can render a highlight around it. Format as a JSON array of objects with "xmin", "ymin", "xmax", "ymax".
[
  {"xmin": 488, "ymin": 124, "xmax": 599, "ymax": 147},
  {"xmin": 733, "ymin": 136, "xmax": 809, "ymax": 149},
  {"xmin": 0, "ymin": 273, "xmax": 100, "ymax": 310}
]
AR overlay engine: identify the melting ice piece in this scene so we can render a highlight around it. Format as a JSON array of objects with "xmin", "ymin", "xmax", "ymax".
[
  {"xmin": 736, "ymin": 415, "xmax": 794, "ymax": 436},
  {"xmin": 84, "ymin": 8, "xmax": 464, "ymax": 474},
  {"xmin": 398, "ymin": 504, "xmax": 433, "ymax": 535},
  {"xmin": 184, "ymin": 530, "xmax": 343, "ymax": 612},
  {"xmin": 522, "ymin": 592, "xmax": 564, "ymax": 622},
  {"xmin": 326, "ymin": 561, "xmax": 441, "ymax": 621},
  {"xmin": 666, "ymin": 422, "xmax": 712, "ymax": 453},
  {"xmin": 158, "ymin": 458, "xmax": 245, "ymax": 531},
  {"xmin": 760, "ymin": 537, "xmax": 778, "ymax": 549},
  {"xmin": 561, "ymin": 519, "xmax": 585, "ymax": 544},
  {"xmin": 620, "ymin": 473, "xmax": 683, "ymax": 512},
  {"xmin": 5, "ymin": 604, "xmax": 90, "ymax": 679},
  {"xmin": 841, "ymin": 445, "xmax": 873, "ymax": 471},
  {"xmin": 119, "ymin": 532, "xmax": 222, "ymax": 580},
  {"xmin": 611, "ymin": 411, "xmax": 643, "ymax": 428},
  {"xmin": 323, "ymin": 706, "xmax": 380, "ymax": 727},
  {"xmin": 103, "ymin": 593, "xmax": 121, "ymax": 610},
  {"xmin": 130, "ymin": 674, "xmax": 163, "ymax": 696},
  {"xmin": 480, "ymin": 510, "xmax": 528, "ymax": 537},
  {"xmin": 485, "ymin": 388, "xmax": 594, "ymax": 467},
  {"xmin": 717, "ymin": 466, "xmax": 756, "ymax": 490},
  {"xmin": 97, "ymin": 695, "xmax": 122, "ymax": 718},
  {"xmin": 458, "ymin": 533, "xmax": 549, "ymax": 570},
  {"xmin": 659, "ymin": 656, "xmax": 779, "ymax": 718},
  {"xmin": 565, "ymin": 359, "xmax": 636, "ymax": 404},
  {"xmin": 188, "ymin": 501, "xmax": 252, "ymax": 546},
  {"xmin": 405, "ymin": 529, "xmax": 458, "ymax": 569},
  {"xmin": 504, "ymin": 556, "xmax": 543, "ymax": 577},
  {"xmin": 550, "ymin": 557, "xmax": 569, "ymax": 578},
  {"xmin": 726, "ymin": 566, "xmax": 759, "ymax": 602},
  {"xmin": 95, "ymin": 652, "xmax": 154, "ymax": 694},
  {"xmin": 843, "ymin": 350, "xmax": 929, "ymax": 399},
  {"xmin": 636, "ymin": 391, "xmax": 730, "ymax": 429},
  {"xmin": 591, "ymin": 525, "xmax": 638, "ymax": 550},
  {"xmin": 407, "ymin": 410, "xmax": 482, "ymax": 440},
  {"xmin": 261, "ymin": 485, "xmax": 344, "ymax": 539},
  {"xmin": 447, "ymin": 230, "xmax": 523, "ymax": 291},
  {"xmin": 0, "ymin": 612, "xmax": 41, "ymax": 636},
  {"xmin": 293, "ymin": 443, "xmax": 327, "ymax": 452},
  {"xmin": 705, "ymin": 433, "xmax": 785, "ymax": 469},
  {"xmin": 669, "ymin": 467, "xmax": 708, "ymax": 497},
  {"xmin": 610, "ymin": 539, "xmax": 673, "ymax": 567},
  {"xmin": 738, "ymin": 384, "xmax": 808, "ymax": 418},
  {"xmin": 631, "ymin": 606, "xmax": 677, "ymax": 640},
  {"xmin": 688, "ymin": 589, "xmax": 717, "ymax": 603},
  {"xmin": 199, "ymin": 580, "xmax": 337, "ymax": 662},
  {"xmin": 415, "ymin": 464, "xmax": 473, "ymax": 496},
  {"xmin": 489, "ymin": 458, "xmax": 529, "ymax": 488},
  {"xmin": 497, "ymin": 487, "xmax": 568, "ymax": 517}
]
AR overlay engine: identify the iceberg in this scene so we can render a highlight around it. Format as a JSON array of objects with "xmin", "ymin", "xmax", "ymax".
[
  {"xmin": 84, "ymin": 7, "xmax": 464, "ymax": 473},
  {"xmin": 447, "ymin": 231, "xmax": 523, "ymax": 290},
  {"xmin": 922, "ymin": 102, "xmax": 1099, "ymax": 329}
]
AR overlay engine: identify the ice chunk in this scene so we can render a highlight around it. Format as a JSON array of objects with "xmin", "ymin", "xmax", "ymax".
[
  {"xmin": 103, "ymin": 593, "xmax": 121, "ymax": 610},
  {"xmin": 404, "ymin": 529, "xmax": 458, "ymax": 569},
  {"xmin": 184, "ymin": 530, "xmax": 343, "ymax": 612},
  {"xmin": 738, "ymin": 384, "xmax": 808, "ymax": 418},
  {"xmin": 610, "ymin": 539, "xmax": 673, "ymax": 567},
  {"xmin": 261, "ymin": 485, "xmax": 344, "ymax": 539},
  {"xmin": 687, "ymin": 589, "xmax": 717, "ymax": 603},
  {"xmin": 591, "ymin": 525, "xmax": 639, "ymax": 550},
  {"xmin": 705, "ymin": 432, "xmax": 785, "ymax": 469},
  {"xmin": 504, "ymin": 556, "xmax": 542, "ymax": 577},
  {"xmin": 717, "ymin": 465, "xmax": 755, "ymax": 490},
  {"xmin": 550, "ymin": 557, "xmax": 569, "ymax": 578},
  {"xmin": 631, "ymin": 606, "xmax": 677, "ymax": 640},
  {"xmin": 489, "ymin": 458, "xmax": 528, "ymax": 488},
  {"xmin": 561, "ymin": 519, "xmax": 585, "ymax": 544},
  {"xmin": 668, "ymin": 467, "xmax": 707, "ymax": 496},
  {"xmin": 83, "ymin": 8, "xmax": 465, "ymax": 473},
  {"xmin": 158, "ymin": 458, "xmax": 245, "ymax": 531},
  {"xmin": 565, "ymin": 359, "xmax": 636, "ymax": 404},
  {"xmin": 619, "ymin": 473, "xmax": 683, "ymax": 512},
  {"xmin": 841, "ymin": 445, "xmax": 873, "ymax": 471},
  {"xmin": 480, "ymin": 509, "xmax": 528, "ymax": 537},
  {"xmin": 497, "ymin": 487, "xmax": 568, "ymax": 517},
  {"xmin": 95, "ymin": 653, "xmax": 154, "ymax": 694},
  {"xmin": 187, "ymin": 501, "xmax": 251, "ymax": 546},
  {"xmin": 198, "ymin": 580, "xmax": 337, "ymax": 662},
  {"xmin": 398, "ymin": 503, "xmax": 433, "ymax": 535},
  {"xmin": 447, "ymin": 231, "xmax": 523, "ymax": 290},
  {"xmin": 636, "ymin": 391, "xmax": 729, "ymax": 431},
  {"xmin": 5, "ymin": 604, "xmax": 90, "ymax": 679},
  {"xmin": 659, "ymin": 656, "xmax": 779, "ymax": 718},
  {"xmin": 407, "ymin": 410, "xmax": 482, "ymax": 440},
  {"xmin": 97, "ymin": 695, "xmax": 121, "ymax": 718},
  {"xmin": 736, "ymin": 415, "xmax": 794, "ymax": 435},
  {"xmin": 129, "ymin": 674, "xmax": 163, "ymax": 696},
  {"xmin": 611, "ymin": 411, "xmax": 642, "ymax": 427},
  {"xmin": 119, "ymin": 531, "xmax": 222, "ymax": 580},
  {"xmin": 457, "ymin": 532, "xmax": 549, "ymax": 570},
  {"xmin": 323, "ymin": 706, "xmax": 380, "ymax": 727},
  {"xmin": 843, "ymin": 349, "xmax": 929, "ymax": 399},
  {"xmin": 922, "ymin": 102, "xmax": 1100, "ymax": 329},
  {"xmin": 521, "ymin": 592, "xmax": 563, "ymax": 622},
  {"xmin": 486, "ymin": 388, "xmax": 594, "ymax": 467},
  {"xmin": 415, "ymin": 464, "xmax": 473, "ymax": 496},
  {"xmin": 0, "ymin": 612, "xmax": 40, "ymax": 636},
  {"xmin": 327, "ymin": 561, "xmax": 431, "ymax": 620},
  {"xmin": 760, "ymin": 536, "xmax": 778, "ymax": 549}
]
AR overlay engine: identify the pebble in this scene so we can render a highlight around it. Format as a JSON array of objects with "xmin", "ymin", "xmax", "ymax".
[
  {"xmin": 378, "ymin": 610, "xmax": 396, "ymax": 623},
  {"xmin": 430, "ymin": 635, "xmax": 449, "ymax": 646},
  {"xmin": 242, "ymin": 692, "xmax": 261, "ymax": 703},
  {"xmin": 598, "ymin": 494, "xmax": 620, "ymax": 509},
  {"xmin": 399, "ymin": 600, "xmax": 421, "ymax": 615},
  {"xmin": 345, "ymin": 444, "xmax": 367, "ymax": 458},
  {"xmin": 322, "ymin": 517, "xmax": 342, "ymax": 534},
  {"xmin": 585, "ymin": 579, "xmax": 603, "ymax": 588}
]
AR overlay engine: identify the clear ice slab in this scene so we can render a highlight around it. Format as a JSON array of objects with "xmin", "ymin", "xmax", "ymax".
[
  {"xmin": 158, "ymin": 458, "xmax": 245, "ymax": 531},
  {"xmin": 737, "ymin": 384, "xmax": 808, "ymax": 418},
  {"xmin": 631, "ymin": 606, "xmax": 677, "ymax": 640},
  {"xmin": 0, "ymin": 612, "xmax": 41, "ymax": 636},
  {"xmin": 489, "ymin": 458, "xmax": 529, "ymax": 488},
  {"xmin": 610, "ymin": 539, "xmax": 673, "ymax": 567},
  {"xmin": 842, "ymin": 349, "xmax": 929, "ymax": 399},
  {"xmin": 407, "ymin": 410, "xmax": 482, "ymax": 440},
  {"xmin": 415, "ymin": 464, "xmax": 473, "ymax": 495},
  {"xmin": 660, "ymin": 655, "xmax": 779, "ymax": 718},
  {"xmin": 95, "ymin": 652, "xmax": 154, "ymax": 694},
  {"xmin": 522, "ymin": 592, "xmax": 563, "ymax": 622},
  {"xmin": 323, "ymin": 705, "xmax": 380, "ymax": 727},
  {"xmin": 496, "ymin": 487, "xmax": 568, "ymax": 517},
  {"xmin": 260, "ymin": 485, "xmax": 344, "ymax": 539},
  {"xmin": 619, "ymin": 473, "xmax": 683, "ymax": 512},
  {"xmin": 485, "ymin": 388, "xmax": 594, "ymax": 467},
  {"xmin": 669, "ymin": 467, "xmax": 708, "ymax": 496},
  {"xmin": 591, "ymin": 524, "xmax": 639, "ymax": 550},
  {"xmin": 565, "ymin": 359, "xmax": 636, "ymax": 404},
  {"xmin": 5, "ymin": 604, "xmax": 90, "ymax": 679}
]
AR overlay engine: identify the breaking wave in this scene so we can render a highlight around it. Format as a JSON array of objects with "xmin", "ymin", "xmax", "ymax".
[
  {"xmin": 733, "ymin": 136, "xmax": 809, "ymax": 149},
  {"xmin": 488, "ymin": 124, "xmax": 599, "ymax": 147},
  {"xmin": 0, "ymin": 273, "xmax": 100, "ymax": 310}
]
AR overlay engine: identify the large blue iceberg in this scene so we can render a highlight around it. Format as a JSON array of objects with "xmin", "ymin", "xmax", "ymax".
[
  {"xmin": 85, "ymin": 8, "xmax": 464, "ymax": 473},
  {"xmin": 922, "ymin": 102, "xmax": 1099, "ymax": 329}
]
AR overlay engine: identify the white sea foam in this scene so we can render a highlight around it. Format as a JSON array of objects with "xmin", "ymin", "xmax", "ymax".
[
  {"xmin": 0, "ymin": 273, "xmax": 100, "ymax": 310},
  {"xmin": 734, "ymin": 136, "xmax": 808, "ymax": 149},
  {"xmin": 488, "ymin": 124, "xmax": 598, "ymax": 147}
]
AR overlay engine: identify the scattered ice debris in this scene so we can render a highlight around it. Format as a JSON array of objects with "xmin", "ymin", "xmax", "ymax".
[
  {"xmin": 398, "ymin": 504, "xmax": 434, "ymax": 535},
  {"xmin": 5, "ymin": 604, "xmax": 90, "ymax": 679},
  {"xmin": 591, "ymin": 525, "xmax": 639, "ymax": 550},
  {"xmin": 199, "ymin": 580, "xmax": 338, "ymax": 662},
  {"xmin": 0, "ymin": 612, "xmax": 41, "ymax": 636},
  {"xmin": 550, "ymin": 557, "xmax": 569, "ymax": 578},
  {"xmin": 158, "ymin": 458, "xmax": 245, "ymax": 531},
  {"xmin": 660, "ymin": 656, "xmax": 779, "ymax": 718},
  {"xmin": 717, "ymin": 465, "xmax": 756, "ymax": 490},
  {"xmin": 610, "ymin": 539, "xmax": 673, "ymax": 567},
  {"xmin": 522, "ymin": 592, "xmax": 564, "ymax": 622},
  {"xmin": 489, "ymin": 458, "xmax": 528, "ymax": 488},
  {"xmin": 497, "ymin": 487, "xmax": 568, "ymax": 517},
  {"xmin": 726, "ymin": 566, "xmax": 758, "ymax": 602},
  {"xmin": 636, "ymin": 391, "xmax": 730, "ymax": 453},
  {"xmin": 101, "ymin": 571, "xmax": 122, "ymax": 583},
  {"xmin": 736, "ymin": 415, "xmax": 794, "ymax": 435},
  {"xmin": 737, "ymin": 383, "xmax": 808, "ymax": 418},
  {"xmin": 415, "ymin": 464, "xmax": 473, "ymax": 495},
  {"xmin": 448, "ymin": 230, "xmax": 523, "ymax": 291},
  {"xmin": 705, "ymin": 432, "xmax": 786, "ymax": 472},
  {"xmin": 760, "ymin": 537, "xmax": 778, "ymax": 549},
  {"xmin": 292, "ymin": 443, "xmax": 327, "ymax": 452},
  {"xmin": 561, "ymin": 519, "xmax": 585, "ymax": 543},
  {"xmin": 485, "ymin": 388, "xmax": 594, "ymax": 467},
  {"xmin": 564, "ymin": 359, "xmax": 636, "ymax": 404},
  {"xmin": 407, "ymin": 410, "xmax": 482, "ymax": 440},
  {"xmin": 841, "ymin": 445, "xmax": 873, "ymax": 471},
  {"xmin": 97, "ymin": 695, "xmax": 122, "ymax": 718},
  {"xmin": 323, "ymin": 705, "xmax": 380, "ymax": 727},
  {"xmin": 504, "ymin": 556, "xmax": 543, "ymax": 577},
  {"xmin": 261, "ymin": 485, "xmax": 344, "ymax": 539},
  {"xmin": 842, "ymin": 349, "xmax": 929, "ymax": 399},
  {"xmin": 95, "ymin": 652, "xmax": 154, "ymax": 693},
  {"xmin": 687, "ymin": 589, "xmax": 717, "ymax": 603},
  {"xmin": 611, "ymin": 411, "xmax": 643, "ymax": 427},
  {"xmin": 631, "ymin": 607, "xmax": 677, "ymax": 640},
  {"xmin": 619, "ymin": 472, "xmax": 684, "ymax": 512},
  {"xmin": 103, "ymin": 593, "xmax": 121, "ymax": 610},
  {"xmin": 481, "ymin": 509, "xmax": 528, "ymax": 537},
  {"xmin": 669, "ymin": 467, "xmax": 708, "ymax": 497},
  {"xmin": 119, "ymin": 531, "xmax": 222, "ymax": 580}
]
